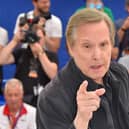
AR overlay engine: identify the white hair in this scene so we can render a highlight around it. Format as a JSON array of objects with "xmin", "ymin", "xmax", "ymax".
[{"xmin": 4, "ymin": 78, "xmax": 24, "ymax": 94}]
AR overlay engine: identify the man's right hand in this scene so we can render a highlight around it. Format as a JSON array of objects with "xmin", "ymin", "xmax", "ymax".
[
  {"xmin": 13, "ymin": 23, "xmax": 29, "ymax": 43},
  {"xmin": 74, "ymin": 80, "xmax": 105, "ymax": 129}
]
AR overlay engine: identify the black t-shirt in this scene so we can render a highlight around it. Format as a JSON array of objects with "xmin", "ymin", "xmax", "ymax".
[{"xmin": 13, "ymin": 47, "xmax": 58, "ymax": 95}]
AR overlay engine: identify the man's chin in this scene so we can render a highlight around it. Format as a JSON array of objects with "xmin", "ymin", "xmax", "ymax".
[{"xmin": 90, "ymin": 73, "xmax": 105, "ymax": 84}]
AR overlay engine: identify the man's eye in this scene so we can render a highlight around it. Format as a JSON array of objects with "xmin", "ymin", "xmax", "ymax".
[
  {"xmin": 85, "ymin": 45, "xmax": 89, "ymax": 48},
  {"xmin": 84, "ymin": 44, "xmax": 91, "ymax": 48},
  {"xmin": 101, "ymin": 42, "xmax": 107, "ymax": 47}
]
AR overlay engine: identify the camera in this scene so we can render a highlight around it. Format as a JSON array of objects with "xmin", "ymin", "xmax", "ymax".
[{"xmin": 19, "ymin": 12, "xmax": 51, "ymax": 44}]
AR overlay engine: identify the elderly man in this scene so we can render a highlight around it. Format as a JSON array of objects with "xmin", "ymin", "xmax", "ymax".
[
  {"xmin": 77, "ymin": 0, "xmax": 119, "ymax": 61},
  {"xmin": 0, "ymin": 78, "xmax": 36, "ymax": 129},
  {"xmin": 37, "ymin": 9, "xmax": 129, "ymax": 129}
]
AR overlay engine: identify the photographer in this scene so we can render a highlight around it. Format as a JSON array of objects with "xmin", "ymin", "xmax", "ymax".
[
  {"xmin": 14, "ymin": 0, "xmax": 62, "ymax": 53},
  {"xmin": 116, "ymin": 0, "xmax": 129, "ymax": 58},
  {"xmin": 0, "ymin": 27, "xmax": 8, "ymax": 94},
  {"xmin": 0, "ymin": 24, "xmax": 58, "ymax": 107}
]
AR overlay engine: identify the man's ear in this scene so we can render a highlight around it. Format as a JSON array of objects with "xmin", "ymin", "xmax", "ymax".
[{"xmin": 66, "ymin": 41, "xmax": 73, "ymax": 57}]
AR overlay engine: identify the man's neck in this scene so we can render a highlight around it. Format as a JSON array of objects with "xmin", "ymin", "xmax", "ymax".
[
  {"xmin": 33, "ymin": 9, "xmax": 40, "ymax": 17},
  {"xmin": 9, "ymin": 103, "xmax": 23, "ymax": 116},
  {"xmin": 9, "ymin": 107, "xmax": 20, "ymax": 116}
]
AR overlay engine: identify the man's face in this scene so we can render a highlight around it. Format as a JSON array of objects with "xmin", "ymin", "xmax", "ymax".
[
  {"xmin": 86, "ymin": 0, "xmax": 103, "ymax": 9},
  {"xmin": 68, "ymin": 20, "xmax": 112, "ymax": 84},
  {"xmin": 86, "ymin": 0, "xmax": 102, "ymax": 4},
  {"xmin": 34, "ymin": 0, "xmax": 50, "ymax": 13},
  {"xmin": 4, "ymin": 85, "xmax": 23, "ymax": 111}
]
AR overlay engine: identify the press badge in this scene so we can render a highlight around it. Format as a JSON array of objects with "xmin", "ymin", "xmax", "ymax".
[{"xmin": 28, "ymin": 70, "xmax": 38, "ymax": 78}]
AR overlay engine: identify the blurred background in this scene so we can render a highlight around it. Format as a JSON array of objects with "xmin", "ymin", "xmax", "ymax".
[{"xmin": 0, "ymin": 0, "xmax": 127, "ymax": 80}]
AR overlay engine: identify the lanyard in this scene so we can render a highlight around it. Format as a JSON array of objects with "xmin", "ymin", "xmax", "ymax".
[{"xmin": 7, "ymin": 105, "xmax": 23, "ymax": 129}]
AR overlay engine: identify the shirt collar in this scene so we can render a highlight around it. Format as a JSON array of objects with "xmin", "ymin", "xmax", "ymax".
[
  {"xmin": 68, "ymin": 58, "xmax": 119, "ymax": 91},
  {"xmin": 66, "ymin": 58, "xmax": 100, "ymax": 91},
  {"xmin": 3, "ymin": 104, "xmax": 27, "ymax": 116}
]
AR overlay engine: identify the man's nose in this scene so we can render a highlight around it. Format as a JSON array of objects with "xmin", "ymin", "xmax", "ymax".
[
  {"xmin": 92, "ymin": 47, "xmax": 102, "ymax": 60},
  {"xmin": 10, "ymin": 96, "xmax": 17, "ymax": 101}
]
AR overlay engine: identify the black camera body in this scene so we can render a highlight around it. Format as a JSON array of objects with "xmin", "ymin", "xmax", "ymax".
[{"xmin": 19, "ymin": 12, "xmax": 51, "ymax": 44}]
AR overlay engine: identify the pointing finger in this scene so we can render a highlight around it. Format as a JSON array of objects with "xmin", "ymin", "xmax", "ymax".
[
  {"xmin": 95, "ymin": 88, "xmax": 105, "ymax": 97},
  {"xmin": 77, "ymin": 80, "xmax": 88, "ymax": 95}
]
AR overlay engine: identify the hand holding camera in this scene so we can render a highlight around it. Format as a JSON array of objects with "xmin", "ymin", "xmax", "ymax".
[{"xmin": 19, "ymin": 11, "xmax": 51, "ymax": 44}]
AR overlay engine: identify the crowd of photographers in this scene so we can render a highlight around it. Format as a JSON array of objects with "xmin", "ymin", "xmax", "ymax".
[
  {"xmin": 0, "ymin": 0, "xmax": 62, "ymax": 107},
  {"xmin": 1, "ymin": 0, "xmax": 129, "ymax": 129},
  {"xmin": 0, "ymin": 0, "xmax": 129, "ymax": 105},
  {"xmin": 0, "ymin": 0, "xmax": 129, "ymax": 106}
]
